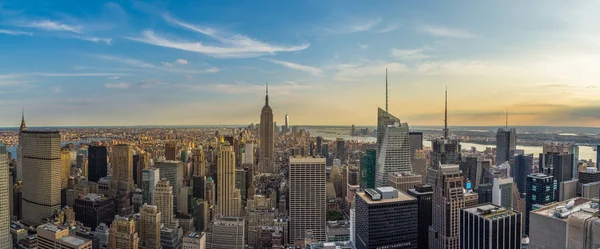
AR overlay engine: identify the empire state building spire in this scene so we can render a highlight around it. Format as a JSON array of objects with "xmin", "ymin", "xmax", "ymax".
[
  {"xmin": 265, "ymin": 82, "xmax": 269, "ymax": 106},
  {"xmin": 259, "ymin": 81, "xmax": 274, "ymax": 174}
]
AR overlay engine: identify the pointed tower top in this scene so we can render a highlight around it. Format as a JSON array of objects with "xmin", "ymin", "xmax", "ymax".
[
  {"xmin": 265, "ymin": 82, "xmax": 269, "ymax": 106},
  {"xmin": 20, "ymin": 106, "xmax": 27, "ymax": 132},
  {"xmin": 385, "ymin": 68, "xmax": 388, "ymax": 112},
  {"xmin": 443, "ymin": 86, "xmax": 448, "ymax": 139},
  {"xmin": 505, "ymin": 108, "xmax": 508, "ymax": 129}
]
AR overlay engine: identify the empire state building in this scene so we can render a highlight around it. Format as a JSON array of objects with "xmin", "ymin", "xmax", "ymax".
[{"xmin": 259, "ymin": 84, "xmax": 275, "ymax": 174}]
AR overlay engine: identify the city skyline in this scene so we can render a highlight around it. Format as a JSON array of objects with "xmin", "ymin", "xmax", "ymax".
[{"xmin": 1, "ymin": 1, "xmax": 600, "ymax": 126}]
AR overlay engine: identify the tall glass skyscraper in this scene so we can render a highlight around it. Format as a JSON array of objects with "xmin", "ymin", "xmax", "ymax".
[
  {"xmin": 525, "ymin": 173, "xmax": 556, "ymax": 235},
  {"xmin": 88, "ymin": 146, "xmax": 108, "ymax": 183},
  {"xmin": 360, "ymin": 149, "xmax": 376, "ymax": 190},
  {"xmin": 514, "ymin": 154, "xmax": 533, "ymax": 195},
  {"xmin": 375, "ymin": 108, "xmax": 411, "ymax": 187},
  {"xmin": 495, "ymin": 128, "xmax": 517, "ymax": 166}
]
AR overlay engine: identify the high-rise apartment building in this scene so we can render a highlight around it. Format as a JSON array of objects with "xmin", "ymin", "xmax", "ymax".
[
  {"xmin": 139, "ymin": 204, "xmax": 162, "ymax": 249},
  {"xmin": 407, "ymin": 184, "xmax": 433, "ymax": 249},
  {"xmin": 206, "ymin": 217, "xmax": 245, "ymax": 249},
  {"xmin": 514, "ymin": 154, "xmax": 533, "ymax": 194},
  {"xmin": 429, "ymin": 164, "xmax": 465, "ymax": 249},
  {"xmin": 21, "ymin": 130, "xmax": 61, "ymax": 225},
  {"xmin": 360, "ymin": 149, "xmax": 376, "ymax": 190},
  {"xmin": 258, "ymin": 85, "xmax": 275, "ymax": 175},
  {"xmin": 388, "ymin": 171, "xmax": 422, "ymax": 193},
  {"xmin": 0, "ymin": 143, "xmax": 11, "ymax": 248},
  {"xmin": 155, "ymin": 160, "xmax": 183, "ymax": 213},
  {"xmin": 154, "ymin": 179, "xmax": 176, "ymax": 228},
  {"xmin": 289, "ymin": 157, "xmax": 326, "ymax": 243},
  {"xmin": 165, "ymin": 142, "xmax": 178, "ymax": 161},
  {"xmin": 525, "ymin": 173, "xmax": 557, "ymax": 235},
  {"xmin": 73, "ymin": 193, "xmax": 115, "ymax": 230},
  {"xmin": 217, "ymin": 144, "xmax": 238, "ymax": 217},
  {"xmin": 375, "ymin": 108, "xmax": 411, "ymax": 187},
  {"xmin": 495, "ymin": 128, "xmax": 517, "ymax": 166},
  {"xmin": 355, "ymin": 187, "xmax": 418, "ymax": 249},
  {"xmin": 37, "ymin": 223, "xmax": 92, "ymax": 249},
  {"xmin": 88, "ymin": 146, "xmax": 108, "ymax": 183},
  {"xmin": 142, "ymin": 168, "xmax": 160, "ymax": 205},
  {"xmin": 108, "ymin": 216, "xmax": 139, "ymax": 249},
  {"xmin": 461, "ymin": 204, "xmax": 522, "ymax": 249}
]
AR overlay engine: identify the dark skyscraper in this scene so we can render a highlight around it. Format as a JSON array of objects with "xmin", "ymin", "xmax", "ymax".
[
  {"xmin": 74, "ymin": 193, "xmax": 116, "ymax": 230},
  {"xmin": 355, "ymin": 187, "xmax": 418, "ymax": 249},
  {"xmin": 596, "ymin": 145, "xmax": 600, "ymax": 170},
  {"xmin": 409, "ymin": 131, "xmax": 423, "ymax": 161},
  {"xmin": 525, "ymin": 173, "xmax": 556, "ymax": 235},
  {"xmin": 132, "ymin": 154, "xmax": 140, "ymax": 186},
  {"xmin": 539, "ymin": 153, "xmax": 573, "ymax": 200},
  {"xmin": 495, "ymin": 128, "xmax": 517, "ymax": 166},
  {"xmin": 164, "ymin": 142, "xmax": 177, "ymax": 161},
  {"xmin": 461, "ymin": 204, "xmax": 522, "ymax": 249},
  {"xmin": 407, "ymin": 184, "xmax": 433, "ymax": 249},
  {"xmin": 427, "ymin": 89, "xmax": 461, "ymax": 186},
  {"xmin": 514, "ymin": 154, "xmax": 533, "ymax": 194},
  {"xmin": 336, "ymin": 138, "xmax": 345, "ymax": 163},
  {"xmin": 360, "ymin": 149, "xmax": 376, "ymax": 190},
  {"xmin": 88, "ymin": 146, "xmax": 108, "ymax": 183}
]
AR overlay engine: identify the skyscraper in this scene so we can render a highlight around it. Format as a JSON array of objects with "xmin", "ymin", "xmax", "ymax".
[
  {"xmin": 206, "ymin": 216, "xmax": 245, "ymax": 249},
  {"xmin": 407, "ymin": 184, "xmax": 433, "ymax": 249},
  {"xmin": 139, "ymin": 204, "xmax": 162, "ymax": 249},
  {"xmin": 61, "ymin": 148, "xmax": 71, "ymax": 189},
  {"xmin": 21, "ymin": 130, "xmax": 62, "ymax": 225},
  {"xmin": 596, "ymin": 144, "xmax": 600, "ymax": 170},
  {"xmin": 461, "ymin": 204, "xmax": 522, "ymax": 249},
  {"xmin": 495, "ymin": 128, "xmax": 517, "ymax": 166},
  {"xmin": 0, "ymin": 143, "xmax": 11, "ymax": 248},
  {"xmin": 155, "ymin": 160, "xmax": 183, "ymax": 213},
  {"xmin": 111, "ymin": 144, "xmax": 134, "ymax": 215},
  {"xmin": 217, "ymin": 144, "xmax": 238, "ymax": 217},
  {"xmin": 289, "ymin": 156, "xmax": 326, "ymax": 243},
  {"xmin": 284, "ymin": 113, "xmax": 289, "ymax": 133},
  {"xmin": 427, "ymin": 89, "xmax": 461, "ymax": 186},
  {"xmin": 539, "ymin": 152, "xmax": 573, "ymax": 200},
  {"xmin": 409, "ymin": 131, "xmax": 423, "ymax": 161},
  {"xmin": 492, "ymin": 175, "xmax": 514, "ymax": 209},
  {"xmin": 360, "ymin": 149, "xmax": 376, "ymax": 190},
  {"xmin": 514, "ymin": 154, "xmax": 533, "ymax": 195},
  {"xmin": 73, "ymin": 193, "xmax": 115, "ymax": 230},
  {"xmin": 429, "ymin": 164, "xmax": 465, "ymax": 249},
  {"xmin": 375, "ymin": 108, "xmax": 411, "ymax": 187},
  {"xmin": 355, "ymin": 187, "xmax": 418, "ymax": 249},
  {"xmin": 525, "ymin": 173, "xmax": 556, "ymax": 235},
  {"xmin": 16, "ymin": 109, "xmax": 26, "ymax": 182},
  {"xmin": 154, "ymin": 179, "xmax": 176, "ymax": 228},
  {"xmin": 141, "ymin": 168, "xmax": 160, "ymax": 205},
  {"xmin": 108, "ymin": 216, "xmax": 139, "ymax": 249},
  {"xmin": 165, "ymin": 142, "xmax": 177, "ymax": 161},
  {"xmin": 192, "ymin": 147, "xmax": 206, "ymax": 177},
  {"xmin": 259, "ymin": 84, "xmax": 275, "ymax": 175},
  {"xmin": 88, "ymin": 146, "xmax": 108, "ymax": 183}
]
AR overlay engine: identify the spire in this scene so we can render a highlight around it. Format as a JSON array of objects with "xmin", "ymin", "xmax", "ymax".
[
  {"xmin": 20, "ymin": 106, "xmax": 27, "ymax": 132},
  {"xmin": 265, "ymin": 82, "xmax": 269, "ymax": 106},
  {"xmin": 505, "ymin": 108, "xmax": 508, "ymax": 129},
  {"xmin": 385, "ymin": 68, "xmax": 388, "ymax": 112},
  {"xmin": 443, "ymin": 86, "xmax": 448, "ymax": 139}
]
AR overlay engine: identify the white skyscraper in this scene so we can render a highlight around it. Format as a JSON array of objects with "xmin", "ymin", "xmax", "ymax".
[
  {"xmin": 244, "ymin": 143, "xmax": 254, "ymax": 165},
  {"xmin": 375, "ymin": 108, "xmax": 411, "ymax": 187},
  {"xmin": 289, "ymin": 156, "xmax": 326, "ymax": 243},
  {"xmin": 0, "ymin": 143, "xmax": 12, "ymax": 248}
]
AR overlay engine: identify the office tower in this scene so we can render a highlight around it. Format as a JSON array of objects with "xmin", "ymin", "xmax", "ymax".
[
  {"xmin": 154, "ymin": 179, "xmax": 176, "ymax": 228},
  {"xmin": 596, "ymin": 145, "xmax": 600, "ymax": 170},
  {"xmin": 111, "ymin": 144, "xmax": 134, "ymax": 215},
  {"xmin": 375, "ymin": 108, "xmax": 411, "ymax": 187},
  {"xmin": 514, "ymin": 154, "xmax": 533, "ymax": 194},
  {"xmin": 528, "ymin": 197, "xmax": 600, "ymax": 248},
  {"xmin": 289, "ymin": 157, "xmax": 326, "ymax": 243},
  {"xmin": 76, "ymin": 154, "xmax": 88, "ymax": 178},
  {"xmin": 429, "ymin": 164, "xmax": 464, "ymax": 249},
  {"xmin": 139, "ymin": 204, "xmax": 162, "ymax": 249},
  {"xmin": 495, "ymin": 127, "xmax": 517, "ymax": 166},
  {"xmin": 206, "ymin": 217, "xmax": 245, "ymax": 249},
  {"xmin": 571, "ymin": 145, "xmax": 579, "ymax": 179},
  {"xmin": 355, "ymin": 187, "xmax": 418, "ymax": 249},
  {"xmin": 61, "ymin": 148, "xmax": 71, "ymax": 189},
  {"xmin": 409, "ymin": 131, "xmax": 423, "ymax": 161},
  {"xmin": 427, "ymin": 90, "xmax": 461, "ymax": 186},
  {"xmin": 109, "ymin": 216, "xmax": 139, "ymax": 249},
  {"xmin": 36, "ymin": 223, "xmax": 93, "ymax": 249},
  {"xmin": 492, "ymin": 175, "xmax": 514, "ymax": 209},
  {"xmin": 388, "ymin": 171, "xmax": 422, "ymax": 193},
  {"xmin": 73, "ymin": 193, "xmax": 115, "ymax": 230},
  {"xmin": 165, "ymin": 142, "xmax": 178, "ymax": 161},
  {"xmin": 316, "ymin": 137, "xmax": 323, "ymax": 156},
  {"xmin": 12, "ymin": 182, "xmax": 22, "ymax": 220},
  {"xmin": 461, "ymin": 204, "xmax": 522, "ymax": 249},
  {"xmin": 259, "ymin": 84, "xmax": 275, "ymax": 175},
  {"xmin": 192, "ymin": 148, "xmax": 206, "ymax": 177},
  {"xmin": 336, "ymin": 138, "xmax": 345, "ymax": 163},
  {"xmin": 360, "ymin": 149, "xmax": 376, "ymax": 190},
  {"xmin": 539, "ymin": 153, "xmax": 573, "ymax": 200},
  {"xmin": 243, "ymin": 143, "xmax": 254, "ymax": 165},
  {"xmin": 88, "ymin": 146, "xmax": 108, "ymax": 183},
  {"xmin": 155, "ymin": 161, "xmax": 184, "ymax": 213},
  {"xmin": 142, "ymin": 168, "xmax": 160, "ymax": 205},
  {"xmin": 133, "ymin": 189, "xmax": 143, "ymax": 213},
  {"xmin": 346, "ymin": 166, "xmax": 359, "ymax": 210},
  {"xmin": 21, "ymin": 130, "xmax": 61, "ymax": 225},
  {"xmin": 459, "ymin": 156, "xmax": 478, "ymax": 187},
  {"xmin": 235, "ymin": 168, "xmax": 247, "ymax": 207},
  {"xmin": 578, "ymin": 167, "xmax": 600, "ymax": 184},
  {"xmin": 407, "ymin": 185, "xmax": 433, "ymax": 249},
  {"xmin": 284, "ymin": 113, "xmax": 289, "ymax": 133},
  {"xmin": 525, "ymin": 173, "xmax": 556, "ymax": 235},
  {"xmin": 217, "ymin": 144, "xmax": 238, "ymax": 217},
  {"xmin": 183, "ymin": 231, "xmax": 204, "ymax": 249},
  {"xmin": 16, "ymin": 110, "xmax": 27, "ymax": 182},
  {"xmin": 133, "ymin": 154, "xmax": 143, "ymax": 186},
  {"xmin": 0, "ymin": 143, "xmax": 11, "ymax": 248}
]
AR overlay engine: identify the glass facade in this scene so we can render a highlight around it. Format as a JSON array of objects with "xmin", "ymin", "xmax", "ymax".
[{"xmin": 360, "ymin": 149, "xmax": 376, "ymax": 190}]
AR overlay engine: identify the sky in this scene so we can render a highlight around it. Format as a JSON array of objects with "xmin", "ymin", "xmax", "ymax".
[{"xmin": 1, "ymin": 1, "xmax": 599, "ymax": 127}]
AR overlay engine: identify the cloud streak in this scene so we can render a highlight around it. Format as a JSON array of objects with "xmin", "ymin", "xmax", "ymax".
[
  {"xmin": 391, "ymin": 48, "xmax": 431, "ymax": 60},
  {"xmin": 97, "ymin": 55, "xmax": 218, "ymax": 74},
  {"xmin": 418, "ymin": 24, "xmax": 475, "ymax": 38},
  {"xmin": 75, "ymin": 36, "xmax": 112, "ymax": 44},
  {"xmin": 0, "ymin": 29, "xmax": 33, "ymax": 36},
  {"xmin": 20, "ymin": 20, "xmax": 82, "ymax": 33},
  {"xmin": 262, "ymin": 58, "xmax": 322, "ymax": 75},
  {"xmin": 127, "ymin": 15, "xmax": 310, "ymax": 58}
]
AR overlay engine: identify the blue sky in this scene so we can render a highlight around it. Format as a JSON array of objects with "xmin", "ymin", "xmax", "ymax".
[{"xmin": 1, "ymin": 1, "xmax": 599, "ymax": 126}]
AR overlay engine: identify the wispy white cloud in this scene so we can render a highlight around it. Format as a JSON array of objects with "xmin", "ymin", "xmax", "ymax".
[
  {"xmin": 0, "ymin": 29, "xmax": 33, "ymax": 36},
  {"xmin": 326, "ymin": 17, "xmax": 383, "ymax": 34},
  {"xmin": 391, "ymin": 48, "xmax": 431, "ymax": 60},
  {"xmin": 127, "ymin": 15, "xmax": 309, "ymax": 58},
  {"xmin": 177, "ymin": 82, "xmax": 309, "ymax": 95},
  {"xmin": 161, "ymin": 58, "xmax": 188, "ymax": 67},
  {"xmin": 285, "ymin": 81, "xmax": 298, "ymax": 86},
  {"xmin": 262, "ymin": 58, "xmax": 322, "ymax": 75},
  {"xmin": 349, "ymin": 17, "xmax": 381, "ymax": 33},
  {"xmin": 175, "ymin": 59, "xmax": 188, "ymax": 65},
  {"xmin": 20, "ymin": 20, "xmax": 82, "ymax": 33},
  {"xmin": 418, "ymin": 24, "xmax": 475, "ymax": 38},
  {"xmin": 358, "ymin": 44, "xmax": 369, "ymax": 49},
  {"xmin": 108, "ymin": 76, "xmax": 121, "ymax": 80},
  {"xmin": 333, "ymin": 61, "xmax": 407, "ymax": 81},
  {"xmin": 32, "ymin": 72, "xmax": 126, "ymax": 77},
  {"xmin": 105, "ymin": 82, "xmax": 132, "ymax": 89},
  {"xmin": 98, "ymin": 54, "xmax": 218, "ymax": 74},
  {"xmin": 75, "ymin": 36, "xmax": 112, "ymax": 44},
  {"xmin": 375, "ymin": 24, "xmax": 399, "ymax": 33}
]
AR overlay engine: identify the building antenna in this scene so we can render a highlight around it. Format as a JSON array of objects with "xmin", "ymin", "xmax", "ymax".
[
  {"xmin": 444, "ymin": 85, "xmax": 448, "ymax": 139},
  {"xmin": 385, "ymin": 68, "xmax": 388, "ymax": 112},
  {"xmin": 505, "ymin": 108, "xmax": 508, "ymax": 129}
]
